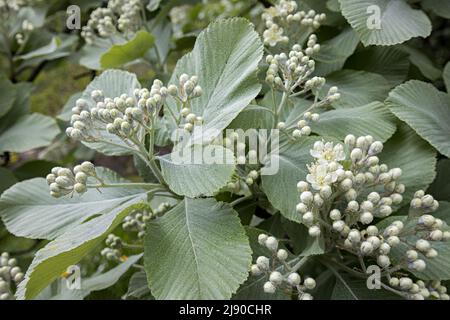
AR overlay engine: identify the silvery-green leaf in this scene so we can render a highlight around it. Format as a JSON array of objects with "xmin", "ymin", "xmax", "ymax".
[
  {"xmin": 399, "ymin": 45, "xmax": 441, "ymax": 81},
  {"xmin": 261, "ymin": 137, "xmax": 316, "ymax": 222},
  {"xmin": 124, "ymin": 271, "xmax": 152, "ymax": 299},
  {"xmin": 16, "ymin": 202, "xmax": 148, "ymax": 300},
  {"xmin": 422, "ymin": 0, "xmax": 450, "ymax": 19},
  {"xmin": 345, "ymin": 46, "xmax": 410, "ymax": 87},
  {"xmin": 313, "ymin": 27, "xmax": 359, "ymax": 76},
  {"xmin": 319, "ymin": 70, "xmax": 391, "ymax": 109},
  {"xmin": 386, "ymin": 80, "xmax": 450, "ymax": 158},
  {"xmin": 379, "ymin": 124, "xmax": 436, "ymax": 203},
  {"xmin": 313, "ymin": 102, "xmax": 396, "ymax": 142},
  {"xmin": 0, "ymin": 113, "xmax": 60, "ymax": 153},
  {"xmin": 79, "ymin": 70, "xmax": 142, "ymax": 155},
  {"xmin": 166, "ymin": 18, "xmax": 263, "ymax": 145},
  {"xmin": 159, "ymin": 145, "xmax": 235, "ymax": 198},
  {"xmin": 331, "ymin": 274, "xmax": 400, "ymax": 299},
  {"xmin": 0, "ymin": 76, "xmax": 17, "ymax": 118},
  {"xmin": 0, "ymin": 168, "xmax": 149, "ymax": 239},
  {"xmin": 444, "ymin": 62, "xmax": 450, "ymax": 93},
  {"xmin": 144, "ymin": 198, "xmax": 251, "ymax": 299},
  {"xmin": 338, "ymin": 0, "xmax": 432, "ymax": 46},
  {"xmin": 16, "ymin": 37, "xmax": 61, "ymax": 60}
]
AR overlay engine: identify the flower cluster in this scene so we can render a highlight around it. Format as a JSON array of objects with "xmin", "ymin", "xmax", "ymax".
[
  {"xmin": 250, "ymin": 234, "xmax": 316, "ymax": 300},
  {"xmin": 46, "ymin": 162, "xmax": 96, "ymax": 198},
  {"xmin": 389, "ymin": 278, "xmax": 449, "ymax": 300},
  {"xmin": 122, "ymin": 203, "xmax": 171, "ymax": 239},
  {"xmin": 294, "ymin": 134, "xmax": 450, "ymax": 299},
  {"xmin": 262, "ymin": 0, "xmax": 326, "ymax": 47},
  {"xmin": 66, "ymin": 79, "xmax": 170, "ymax": 145},
  {"xmin": 81, "ymin": 0, "xmax": 144, "ymax": 44},
  {"xmin": 168, "ymin": 74, "xmax": 203, "ymax": 133},
  {"xmin": 0, "ymin": 252, "xmax": 24, "ymax": 300}
]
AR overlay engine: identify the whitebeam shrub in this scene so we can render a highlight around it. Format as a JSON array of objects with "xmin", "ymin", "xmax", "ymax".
[{"xmin": 1, "ymin": 0, "xmax": 450, "ymax": 301}]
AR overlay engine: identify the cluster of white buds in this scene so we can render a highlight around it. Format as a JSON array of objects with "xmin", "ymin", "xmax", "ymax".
[
  {"xmin": 244, "ymin": 170, "xmax": 259, "ymax": 186},
  {"xmin": 0, "ymin": 252, "xmax": 24, "ymax": 300},
  {"xmin": 100, "ymin": 247, "xmax": 122, "ymax": 262},
  {"xmin": 105, "ymin": 234, "xmax": 122, "ymax": 249},
  {"xmin": 262, "ymin": 0, "xmax": 326, "ymax": 47},
  {"xmin": 296, "ymin": 135, "xmax": 409, "ymax": 237},
  {"xmin": 266, "ymin": 36, "xmax": 319, "ymax": 89},
  {"xmin": 168, "ymin": 74, "xmax": 203, "ymax": 132},
  {"xmin": 81, "ymin": 0, "xmax": 144, "ymax": 44},
  {"xmin": 122, "ymin": 203, "xmax": 171, "ymax": 239},
  {"xmin": 250, "ymin": 234, "xmax": 316, "ymax": 300},
  {"xmin": 278, "ymin": 111, "xmax": 319, "ymax": 140},
  {"xmin": 67, "ymin": 79, "xmax": 167, "ymax": 144},
  {"xmin": 46, "ymin": 162, "xmax": 96, "ymax": 198},
  {"xmin": 389, "ymin": 278, "xmax": 449, "ymax": 300}
]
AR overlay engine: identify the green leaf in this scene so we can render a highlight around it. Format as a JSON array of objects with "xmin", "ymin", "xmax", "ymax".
[
  {"xmin": 399, "ymin": 45, "xmax": 441, "ymax": 81},
  {"xmin": 345, "ymin": 46, "xmax": 410, "ymax": 87},
  {"xmin": 313, "ymin": 102, "xmax": 396, "ymax": 142},
  {"xmin": 124, "ymin": 271, "xmax": 152, "ymax": 299},
  {"xmin": 100, "ymin": 31, "xmax": 155, "ymax": 68},
  {"xmin": 427, "ymin": 160, "xmax": 450, "ymax": 202},
  {"xmin": 16, "ymin": 37, "xmax": 61, "ymax": 60},
  {"xmin": 0, "ymin": 113, "xmax": 60, "ymax": 153},
  {"xmin": 0, "ymin": 168, "xmax": 149, "ymax": 240},
  {"xmin": 338, "ymin": 0, "xmax": 432, "ymax": 46},
  {"xmin": 433, "ymin": 201, "xmax": 450, "ymax": 225},
  {"xmin": 79, "ymin": 70, "xmax": 142, "ymax": 155},
  {"xmin": 17, "ymin": 202, "xmax": 148, "ymax": 300},
  {"xmin": 261, "ymin": 137, "xmax": 316, "ymax": 222},
  {"xmin": 313, "ymin": 27, "xmax": 360, "ymax": 76},
  {"xmin": 144, "ymin": 198, "xmax": 251, "ymax": 299},
  {"xmin": 38, "ymin": 254, "xmax": 143, "ymax": 300},
  {"xmin": 228, "ymin": 105, "xmax": 274, "ymax": 131},
  {"xmin": 79, "ymin": 44, "xmax": 109, "ymax": 70},
  {"xmin": 444, "ymin": 62, "xmax": 450, "ymax": 93},
  {"xmin": 0, "ymin": 168, "xmax": 17, "ymax": 195},
  {"xmin": 13, "ymin": 160, "xmax": 58, "ymax": 181},
  {"xmin": 0, "ymin": 76, "xmax": 17, "ymax": 118},
  {"xmin": 166, "ymin": 18, "xmax": 263, "ymax": 144},
  {"xmin": 331, "ymin": 274, "xmax": 400, "ymax": 299},
  {"xmin": 422, "ymin": 0, "xmax": 450, "ymax": 19},
  {"xmin": 379, "ymin": 124, "xmax": 436, "ymax": 203},
  {"xmin": 386, "ymin": 80, "xmax": 450, "ymax": 158},
  {"xmin": 159, "ymin": 145, "xmax": 235, "ymax": 198},
  {"xmin": 282, "ymin": 220, "xmax": 325, "ymax": 256},
  {"xmin": 319, "ymin": 70, "xmax": 391, "ymax": 109}
]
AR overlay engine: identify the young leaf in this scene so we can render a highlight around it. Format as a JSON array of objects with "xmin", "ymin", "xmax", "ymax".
[
  {"xmin": 158, "ymin": 145, "xmax": 235, "ymax": 198},
  {"xmin": 386, "ymin": 80, "xmax": 450, "ymax": 158},
  {"xmin": 166, "ymin": 18, "xmax": 263, "ymax": 144},
  {"xmin": 100, "ymin": 31, "xmax": 155, "ymax": 68},
  {"xmin": 144, "ymin": 198, "xmax": 252, "ymax": 299},
  {"xmin": 338, "ymin": 0, "xmax": 432, "ymax": 46}
]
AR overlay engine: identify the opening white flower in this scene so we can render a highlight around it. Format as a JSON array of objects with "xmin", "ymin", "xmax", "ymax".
[
  {"xmin": 310, "ymin": 140, "xmax": 345, "ymax": 164},
  {"xmin": 263, "ymin": 25, "xmax": 288, "ymax": 47},
  {"xmin": 306, "ymin": 163, "xmax": 337, "ymax": 190}
]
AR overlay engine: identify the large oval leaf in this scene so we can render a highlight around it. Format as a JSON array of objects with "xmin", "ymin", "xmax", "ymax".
[
  {"xmin": 159, "ymin": 145, "xmax": 235, "ymax": 198},
  {"xmin": 386, "ymin": 80, "xmax": 450, "ymax": 158},
  {"xmin": 0, "ymin": 168, "xmax": 148, "ymax": 240},
  {"xmin": 338, "ymin": 0, "xmax": 432, "ymax": 46},
  {"xmin": 144, "ymin": 198, "xmax": 251, "ymax": 299},
  {"xmin": 166, "ymin": 18, "xmax": 263, "ymax": 144}
]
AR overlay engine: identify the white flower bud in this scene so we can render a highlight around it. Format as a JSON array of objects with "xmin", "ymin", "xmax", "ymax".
[
  {"xmin": 410, "ymin": 259, "xmax": 426, "ymax": 271},
  {"xmin": 287, "ymin": 272, "xmax": 301, "ymax": 286},
  {"xmin": 340, "ymin": 178, "xmax": 353, "ymax": 191},
  {"xmin": 263, "ymin": 281, "xmax": 276, "ymax": 294},
  {"xmin": 304, "ymin": 277, "xmax": 316, "ymax": 289},
  {"xmin": 296, "ymin": 203, "xmax": 308, "ymax": 214},
  {"xmin": 256, "ymin": 256, "xmax": 270, "ymax": 270},
  {"xmin": 348, "ymin": 230, "xmax": 361, "ymax": 243},
  {"xmin": 426, "ymin": 248, "xmax": 438, "ymax": 259},
  {"xmin": 74, "ymin": 183, "xmax": 87, "ymax": 194},
  {"xmin": 379, "ymin": 243, "xmax": 391, "ymax": 255},
  {"xmin": 344, "ymin": 134, "xmax": 355, "ymax": 147},
  {"xmin": 407, "ymin": 250, "xmax": 418, "ymax": 261},
  {"xmin": 366, "ymin": 226, "xmax": 379, "ymax": 236},
  {"xmin": 377, "ymin": 255, "xmax": 390, "ymax": 268},
  {"xmin": 297, "ymin": 181, "xmax": 309, "ymax": 192},
  {"xmin": 258, "ymin": 234, "xmax": 268, "ymax": 245},
  {"xmin": 269, "ymin": 271, "xmax": 283, "ymax": 285},
  {"xmin": 265, "ymin": 236, "xmax": 279, "ymax": 251},
  {"xmin": 277, "ymin": 249, "xmax": 288, "ymax": 261},
  {"xmin": 292, "ymin": 129, "xmax": 302, "ymax": 139},
  {"xmin": 430, "ymin": 230, "xmax": 443, "ymax": 241},
  {"xmin": 333, "ymin": 220, "xmax": 345, "ymax": 232},
  {"xmin": 329, "ymin": 209, "xmax": 341, "ymax": 221},
  {"xmin": 300, "ymin": 191, "xmax": 313, "ymax": 204},
  {"xmin": 308, "ymin": 225, "xmax": 321, "ymax": 237},
  {"xmin": 277, "ymin": 122, "xmax": 286, "ymax": 130},
  {"xmin": 347, "ymin": 200, "xmax": 359, "ymax": 212},
  {"xmin": 360, "ymin": 241, "xmax": 374, "ymax": 255},
  {"xmin": 389, "ymin": 277, "xmax": 399, "ymax": 287},
  {"xmin": 302, "ymin": 211, "xmax": 314, "ymax": 224},
  {"xmin": 415, "ymin": 239, "xmax": 431, "ymax": 252},
  {"xmin": 80, "ymin": 161, "xmax": 95, "ymax": 174},
  {"xmin": 251, "ymin": 264, "xmax": 262, "ymax": 276},
  {"xmin": 367, "ymin": 236, "xmax": 381, "ymax": 249},
  {"xmin": 350, "ymin": 148, "xmax": 363, "ymax": 162},
  {"xmin": 386, "ymin": 236, "xmax": 400, "ymax": 246},
  {"xmin": 360, "ymin": 212, "xmax": 373, "ymax": 225}
]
